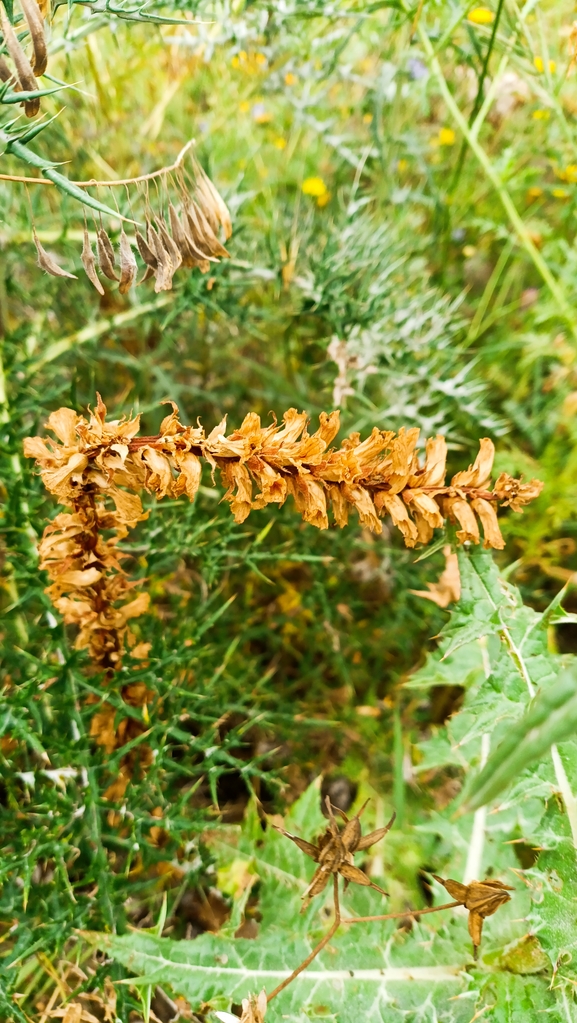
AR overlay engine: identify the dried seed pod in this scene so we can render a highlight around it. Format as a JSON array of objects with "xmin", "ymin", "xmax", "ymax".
[
  {"xmin": 81, "ymin": 224, "xmax": 104, "ymax": 295},
  {"xmin": 97, "ymin": 228, "xmax": 119, "ymax": 282},
  {"xmin": 195, "ymin": 163, "xmax": 232, "ymax": 239},
  {"xmin": 183, "ymin": 202, "xmax": 218, "ymax": 262},
  {"xmin": 187, "ymin": 200, "xmax": 230, "ymax": 259},
  {"xmin": 0, "ymin": 54, "xmax": 17, "ymax": 85},
  {"xmin": 118, "ymin": 229, "xmax": 137, "ymax": 294},
  {"xmin": 135, "ymin": 229, "xmax": 157, "ymax": 269},
  {"xmin": 147, "ymin": 220, "xmax": 174, "ymax": 292},
  {"xmin": 169, "ymin": 202, "xmax": 208, "ymax": 269},
  {"xmin": 20, "ymin": 0, "xmax": 47, "ymax": 77},
  {"xmin": 137, "ymin": 264, "xmax": 156, "ymax": 286},
  {"xmin": 0, "ymin": 6, "xmax": 39, "ymax": 116},
  {"xmin": 155, "ymin": 215, "xmax": 182, "ymax": 271},
  {"xmin": 33, "ymin": 228, "xmax": 77, "ymax": 279}
]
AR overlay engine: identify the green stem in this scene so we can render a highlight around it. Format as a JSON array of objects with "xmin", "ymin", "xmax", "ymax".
[
  {"xmin": 3, "ymin": 136, "xmax": 137, "ymax": 223},
  {"xmin": 416, "ymin": 23, "xmax": 577, "ymax": 343}
]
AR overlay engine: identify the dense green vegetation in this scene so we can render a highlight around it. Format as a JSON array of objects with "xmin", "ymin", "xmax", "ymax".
[{"xmin": 2, "ymin": 1, "xmax": 577, "ymax": 1020}]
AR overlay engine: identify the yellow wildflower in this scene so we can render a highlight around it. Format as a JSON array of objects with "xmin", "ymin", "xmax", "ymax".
[
  {"xmin": 467, "ymin": 8, "xmax": 495, "ymax": 25},
  {"xmin": 527, "ymin": 186, "xmax": 543, "ymax": 199},
  {"xmin": 534, "ymin": 56, "xmax": 556, "ymax": 73},
  {"xmin": 552, "ymin": 188, "xmax": 569, "ymax": 199},
  {"xmin": 532, "ymin": 109, "xmax": 550, "ymax": 120},
  {"xmin": 363, "ymin": 112, "xmax": 373, "ymax": 124},
  {"xmin": 302, "ymin": 176, "xmax": 328, "ymax": 198},
  {"xmin": 285, "ymin": 72, "xmax": 297, "ymax": 86},
  {"xmin": 438, "ymin": 127, "xmax": 456, "ymax": 146},
  {"xmin": 316, "ymin": 192, "xmax": 331, "ymax": 208},
  {"xmin": 239, "ymin": 100, "xmax": 250, "ymax": 114},
  {"xmin": 256, "ymin": 52, "xmax": 267, "ymax": 65}
]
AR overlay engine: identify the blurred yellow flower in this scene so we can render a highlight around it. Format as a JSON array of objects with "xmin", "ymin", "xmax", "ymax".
[
  {"xmin": 552, "ymin": 188, "xmax": 569, "ymax": 199},
  {"xmin": 316, "ymin": 191, "xmax": 331, "ymax": 208},
  {"xmin": 564, "ymin": 165, "xmax": 577, "ymax": 183},
  {"xmin": 438, "ymin": 127, "xmax": 456, "ymax": 145},
  {"xmin": 397, "ymin": 159, "xmax": 408, "ymax": 172},
  {"xmin": 231, "ymin": 55, "xmax": 240, "ymax": 69},
  {"xmin": 532, "ymin": 109, "xmax": 550, "ymax": 120},
  {"xmin": 467, "ymin": 8, "xmax": 495, "ymax": 25},
  {"xmin": 363, "ymin": 112, "xmax": 373, "ymax": 124},
  {"xmin": 285, "ymin": 72, "xmax": 297, "ymax": 85},
  {"xmin": 239, "ymin": 100, "xmax": 250, "ymax": 113},
  {"xmin": 527, "ymin": 186, "xmax": 543, "ymax": 198},
  {"xmin": 302, "ymin": 176, "xmax": 328, "ymax": 197},
  {"xmin": 256, "ymin": 53, "xmax": 267, "ymax": 65},
  {"xmin": 533, "ymin": 56, "xmax": 556, "ymax": 73},
  {"xmin": 274, "ymin": 137, "xmax": 287, "ymax": 150}
]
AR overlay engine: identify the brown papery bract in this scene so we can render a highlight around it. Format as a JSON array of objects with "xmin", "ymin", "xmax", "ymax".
[{"xmin": 24, "ymin": 396, "xmax": 543, "ymax": 670}]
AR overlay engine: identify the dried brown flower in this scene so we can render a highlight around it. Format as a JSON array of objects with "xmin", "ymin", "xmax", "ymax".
[
  {"xmin": 432, "ymin": 875, "xmax": 514, "ymax": 958},
  {"xmin": 24, "ymin": 397, "xmax": 542, "ymax": 669},
  {"xmin": 0, "ymin": 3, "xmax": 43, "ymax": 116},
  {"xmin": 97, "ymin": 228, "xmax": 119, "ymax": 282},
  {"xmin": 274, "ymin": 797, "xmax": 395, "ymax": 909}
]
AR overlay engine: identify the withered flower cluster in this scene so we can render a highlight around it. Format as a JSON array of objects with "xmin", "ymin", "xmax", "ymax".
[
  {"xmin": 433, "ymin": 875, "xmax": 514, "ymax": 958},
  {"xmin": 274, "ymin": 797, "xmax": 396, "ymax": 909},
  {"xmin": 33, "ymin": 161, "xmax": 232, "ymax": 290},
  {"xmin": 24, "ymin": 396, "xmax": 542, "ymax": 669},
  {"xmin": 0, "ymin": 0, "xmax": 47, "ymax": 117}
]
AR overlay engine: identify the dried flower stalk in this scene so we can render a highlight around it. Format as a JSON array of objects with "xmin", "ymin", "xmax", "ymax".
[{"xmin": 24, "ymin": 396, "xmax": 542, "ymax": 669}]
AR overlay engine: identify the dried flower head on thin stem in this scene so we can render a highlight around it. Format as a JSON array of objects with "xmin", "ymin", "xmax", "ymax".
[
  {"xmin": 432, "ymin": 874, "xmax": 514, "ymax": 958},
  {"xmin": 274, "ymin": 796, "xmax": 395, "ymax": 910}
]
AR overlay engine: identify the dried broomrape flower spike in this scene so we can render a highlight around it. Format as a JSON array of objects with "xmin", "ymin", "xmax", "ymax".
[
  {"xmin": 23, "ymin": 397, "xmax": 544, "ymax": 669},
  {"xmin": 432, "ymin": 875, "xmax": 514, "ymax": 958},
  {"xmin": 273, "ymin": 796, "xmax": 395, "ymax": 910}
]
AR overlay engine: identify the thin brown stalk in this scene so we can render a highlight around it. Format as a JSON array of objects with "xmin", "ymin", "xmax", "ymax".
[
  {"xmin": 0, "ymin": 138, "xmax": 196, "ymax": 188},
  {"xmin": 342, "ymin": 900, "xmax": 460, "ymax": 924},
  {"xmin": 266, "ymin": 876, "xmax": 341, "ymax": 1003}
]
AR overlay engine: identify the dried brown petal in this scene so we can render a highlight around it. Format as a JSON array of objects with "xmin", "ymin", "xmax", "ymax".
[
  {"xmin": 20, "ymin": 0, "xmax": 47, "ymax": 76},
  {"xmin": 97, "ymin": 229, "xmax": 119, "ymax": 281},
  {"xmin": 470, "ymin": 497, "xmax": 504, "ymax": 550},
  {"xmin": 155, "ymin": 215, "xmax": 183, "ymax": 271},
  {"xmin": 81, "ymin": 224, "xmax": 105, "ymax": 295},
  {"xmin": 452, "ymin": 438, "xmax": 495, "ymax": 490},
  {"xmin": 448, "ymin": 497, "xmax": 480, "ymax": 544},
  {"xmin": 118, "ymin": 228, "xmax": 137, "ymax": 294},
  {"xmin": 411, "ymin": 546, "xmax": 461, "ymax": 607},
  {"xmin": 147, "ymin": 221, "xmax": 175, "ymax": 292},
  {"xmin": 33, "ymin": 228, "xmax": 77, "ymax": 279}
]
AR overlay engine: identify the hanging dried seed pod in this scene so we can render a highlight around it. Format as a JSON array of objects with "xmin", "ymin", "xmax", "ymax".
[
  {"xmin": 0, "ymin": 6, "xmax": 39, "ymax": 116},
  {"xmin": 194, "ymin": 163, "xmax": 233, "ymax": 240},
  {"xmin": 137, "ymin": 265, "xmax": 156, "ymax": 286},
  {"xmin": 147, "ymin": 220, "xmax": 175, "ymax": 292},
  {"xmin": 155, "ymin": 215, "xmax": 182, "ymax": 271},
  {"xmin": 169, "ymin": 202, "xmax": 205, "ymax": 269},
  {"xmin": 97, "ymin": 228, "xmax": 119, "ymax": 282},
  {"xmin": 81, "ymin": 223, "xmax": 104, "ymax": 295},
  {"xmin": 118, "ymin": 229, "xmax": 137, "ymax": 294},
  {"xmin": 20, "ymin": 0, "xmax": 47, "ymax": 77},
  {"xmin": 187, "ymin": 200, "xmax": 230, "ymax": 259},
  {"xmin": 33, "ymin": 228, "xmax": 77, "ymax": 279},
  {"xmin": 183, "ymin": 202, "xmax": 218, "ymax": 262},
  {"xmin": 135, "ymin": 229, "xmax": 157, "ymax": 270}
]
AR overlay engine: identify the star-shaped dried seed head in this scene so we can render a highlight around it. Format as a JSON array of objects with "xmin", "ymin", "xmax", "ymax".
[
  {"xmin": 433, "ymin": 875, "xmax": 514, "ymax": 958},
  {"xmin": 274, "ymin": 797, "xmax": 396, "ymax": 910}
]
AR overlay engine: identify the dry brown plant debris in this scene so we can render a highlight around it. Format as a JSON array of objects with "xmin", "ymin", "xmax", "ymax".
[
  {"xmin": 0, "ymin": 0, "xmax": 47, "ymax": 117},
  {"xmin": 432, "ymin": 875, "xmax": 515, "ymax": 958},
  {"xmin": 274, "ymin": 796, "xmax": 395, "ymax": 909},
  {"xmin": 30, "ymin": 160, "xmax": 232, "ymax": 289},
  {"xmin": 24, "ymin": 396, "xmax": 542, "ymax": 671}
]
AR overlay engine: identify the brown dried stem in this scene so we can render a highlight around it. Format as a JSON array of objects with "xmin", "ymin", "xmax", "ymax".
[
  {"xmin": 266, "ymin": 875, "xmax": 341, "ymax": 1003},
  {"xmin": 341, "ymin": 900, "xmax": 461, "ymax": 923},
  {"xmin": 0, "ymin": 138, "xmax": 196, "ymax": 187}
]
